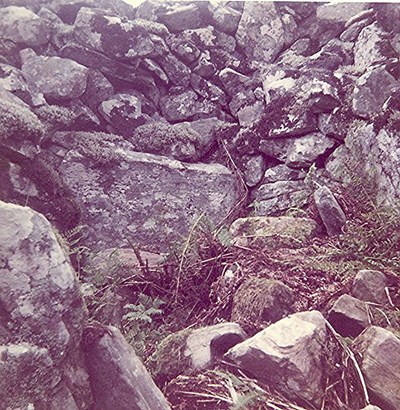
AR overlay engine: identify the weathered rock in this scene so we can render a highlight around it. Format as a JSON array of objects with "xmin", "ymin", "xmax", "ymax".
[
  {"xmin": 262, "ymin": 164, "xmax": 306, "ymax": 184},
  {"xmin": 73, "ymin": 7, "xmax": 168, "ymax": 60},
  {"xmin": 314, "ymin": 186, "xmax": 346, "ymax": 236},
  {"xmin": 219, "ymin": 68, "xmax": 253, "ymax": 97},
  {"xmin": 328, "ymin": 294, "xmax": 369, "ymax": 338},
  {"xmin": 98, "ymin": 94, "xmax": 147, "ymax": 137},
  {"xmin": 81, "ymin": 69, "xmax": 115, "ymax": 115},
  {"xmin": 0, "ymin": 6, "xmax": 51, "ymax": 47},
  {"xmin": 352, "ymin": 67, "xmax": 397, "ymax": 119},
  {"xmin": 21, "ymin": 49, "xmax": 88, "ymax": 102},
  {"xmin": 353, "ymin": 326, "xmax": 400, "ymax": 410},
  {"xmin": 226, "ymin": 311, "xmax": 328, "ymax": 406},
  {"xmin": 166, "ymin": 35, "xmax": 201, "ymax": 65},
  {"xmin": 231, "ymin": 277, "xmax": 294, "ymax": 330},
  {"xmin": 318, "ymin": 109, "xmax": 353, "ymax": 141},
  {"xmin": 340, "ymin": 17, "xmax": 374, "ymax": 42},
  {"xmin": 130, "ymin": 119, "xmax": 218, "ymax": 162},
  {"xmin": 230, "ymin": 216, "xmax": 317, "ymax": 248},
  {"xmin": 237, "ymin": 100, "xmax": 264, "ymax": 127},
  {"xmin": 0, "ymin": 89, "xmax": 44, "ymax": 142},
  {"xmin": 160, "ymin": 90, "xmax": 219, "ymax": 122},
  {"xmin": 158, "ymin": 53, "xmax": 191, "ymax": 87},
  {"xmin": 316, "ymin": 3, "xmax": 368, "ymax": 25},
  {"xmin": 0, "ymin": 201, "xmax": 92, "ymax": 409},
  {"xmin": 241, "ymin": 155, "xmax": 266, "ymax": 187},
  {"xmin": 83, "ymin": 325, "xmax": 171, "ymax": 410},
  {"xmin": 190, "ymin": 74, "xmax": 226, "ymax": 105},
  {"xmin": 158, "ymin": 3, "xmax": 205, "ymax": 33},
  {"xmin": 253, "ymin": 180, "xmax": 310, "ymax": 216},
  {"xmin": 353, "ymin": 23, "xmax": 396, "ymax": 74},
  {"xmin": 184, "ymin": 323, "xmax": 246, "ymax": 370},
  {"xmin": 210, "ymin": 3, "xmax": 241, "ymax": 35},
  {"xmin": 360, "ymin": 406, "xmax": 382, "ymax": 410},
  {"xmin": 352, "ymin": 270, "xmax": 388, "ymax": 305},
  {"xmin": 236, "ymin": 2, "xmax": 284, "ymax": 64},
  {"xmin": 52, "ymin": 132, "xmax": 237, "ymax": 252},
  {"xmin": 0, "ymin": 63, "xmax": 45, "ymax": 107}
]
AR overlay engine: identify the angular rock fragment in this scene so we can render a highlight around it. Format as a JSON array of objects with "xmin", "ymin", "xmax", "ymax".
[
  {"xmin": 353, "ymin": 326, "xmax": 400, "ymax": 410},
  {"xmin": 352, "ymin": 270, "xmax": 388, "ymax": 305},
  {"xmin": 83, "ymin": 325, "xmax": 171, "ymax": 410},
  {"xmin": 226, "ymin": 311, "xmax": 328, "ymax": 406},
  {"xmin": 314, "ymin": 186, "xmax": 346, "ymax": 236},
  {"xmin": 328, "ymin": 294, "xmax": 369, "ymax": 337},
  {"xmin": 241, "ymin": 155, "xmax": 266, "ymax": 187}
]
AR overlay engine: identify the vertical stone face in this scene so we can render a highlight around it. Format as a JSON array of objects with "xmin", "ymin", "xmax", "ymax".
[
  {"xmin": 58, "ymin": 141, "xmax": 237, "ymax": 252},
  {"xmin": 83, "ymin": 325, "xmax": 171, "ymax": 410},
  {"xmin": 0, "ymin": 201, "xmax": 92, "ymax": 409}
]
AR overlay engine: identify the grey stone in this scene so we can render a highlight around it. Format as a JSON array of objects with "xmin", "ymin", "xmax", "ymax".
[
  {"xmin": 167, "ymin": 35, "xmax": 201, "ymax": 65},
  {"xmin": 236, "ymin": 2, "xmax": 285, "ymax": 64},
  {"xmin": 190, "ymin": 74, "xmax": 226, "ymax": 105},
  {"xmin": 353, "ymin": 23, "xmax": 396, "ymax": 74},
  {"xmin": 83, "ymin": 325, "xmax": 171, "ymax": 410},
  {"xmin": 0, "ymin": 6, "xmax": 51, "ymax": 47},
  {"xmin": 237, "ymin": 101, "xmax": 264, "ymax": 127},
  {"xmin": 352, "ymin": 270, "xmax": 388, "ymax": 305},
  {"xmin": 81, "ymin": 69, "xmax": 115, "ymax": 115},
  {"xmin": 253, "ymin": 180, "xmax": 310, "ymax": 216},
  {"xmin": 98, "ymin": 94, "xmax": 147, "ymax": 137},
  {"xmin": 159, "ymin": 3, "xmax": 204, "ymax": 33},
  {"xmin": 185, "ymin": 323, "xmax": 246, "ymax": 370},
  {"xmin": 210, "ymin": 3, "xmax": 241, "ymax": 35},
  {"xmin": 360, "ymin": 406, "xmax": 382, "ymax": 410},
  {"xmin": 0, "ymin": 63, "xmax": 45, "ymax": 107},
  {"xmin": 130, "ymin": 119, "xmax": 219, "ymax": 162},
  {"xmin": 21, "ymin": 49, "xmax": 88, "ymax": 102},
  {"xmin": 241, "ymin": 155, "xmax": 266, "ymax": 187},
  {"xmin": 225, "ymin": 311, "xmax": 328, "ymax": 406},
  {"xmin": 353, "ymin": 326, "xmax": 400, "ymax": 410},
  {"xmin": 352, "ymin": 67, "xmax": 398, "ymax": 119},
  {"xmin": 158, "ymin": 54, "xmax": 191, "ymax": 87},
  {"xmin": 160, "ymin": 90, "xmax": 219, "ymax": 122},
  {"xmin": 192, "ymin": 51, "xmax": 217, "ymax": 78},
  {"xmin": 316, "ymin": 3, "xmax": 368, "ymax": 25},
  {"xmin": 219, "ymin": 68, "xmax": 252, "ymax": 97},
  {"xmin": 340, "ymin": 17, "xmax": 374, "ymax": 43},
  {"xmin": 0, "ymin": 201, "xmax": 92, "ymax": 409},
  {"xmin": 54, "ymin": 133, "xmax": 237, "ymax": 252},
  {"xmin": 231, "ymin": 277, "xmax": 294, "ymax": 328},
  {"xmin": 314, "ymin": 186, "xmax": 346, "ymax": 236},
  {"xmin": 318, "ymin": 110, "xmax": 351, "ymax": 141},
  {"xmin": 328, "ymin": 294, "xmax": 369, "ymax": 338},
  {"xmin": 262, "ymin": 164, "xmax": 306, "ymax": 184}
]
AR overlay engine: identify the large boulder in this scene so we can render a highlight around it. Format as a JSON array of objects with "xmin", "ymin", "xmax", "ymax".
[
  {"xmin": 50, "ymin": 132, "xmax": 237, "ymax": 252},
  {"xmin": 225, "ymin": 311, "xmax": 328, "ymax": 406},
  {"xmin": 0, "ymin": 201, "xmax": 92, "ymax": 409},
  {"xmin": 353, "ymin": 326, "xmax": 400, "ymax": 410},
  {"xmin": 0, "ymin": 6, "xmax": 51, "ymax": 47},
  {"xmin": 83, "ymin": 325, "xmax": 171, "ymax": 410},
  {"xmin": 21, "ymin": 48, "xmax": 88, "ymax": 102}
]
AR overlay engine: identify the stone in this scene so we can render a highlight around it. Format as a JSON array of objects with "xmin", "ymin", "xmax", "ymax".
[
  {"xmin": 184, "ymin": 323, "xmax": 246, "ymax": 370},
  {"xmin": 314, "ymin": 186, "xmax": 346, "ymax": 236},
  {"xmin": 316, "ymin": 3, "xmax": 368, "ymax": 25},
  {"xmin": 210, "ymin": 3, "xmax": 242, "ymax": 35},
  {"xmin": 225, "ymin": 311, "xmax": 328, "ymax": 406},
  {"xmin": 0, "ymin": 6, "xmax": 51, "ymax": 47},
  {"xmin": 158, "ymin": 54, "xmax": 191, "ymax": 87},
  {"xmin": 241, "ymin": 155, "xmax": 266, "ymax": 187},
  {"xmin": 83, "ymin": 325, "xmax": 171, "ymax": 410},
  {"xmin": 0, "ymin": 63, "xmax": 45, "ymax": 107},
  {"xmin": 0, "ymin": 89, "xmax": 44, "ymax": 143},
  {"xmin": 236, "ymin": 2, "xmax": 284, "ymax": 64},
  {"xmin": 353, "ymin": 326, "xmax": 400, "ymax": 410},
  {"xmin": 352, "ymin": 67, "xmax": 398, "ymax": 119},
  {"xmin": 52, "ymin": 132, "xmax": 237, "ymax": 252},
  {"xmin": 98, "ymin": 94, "xmax": 146, "ymax": 137},
  {"xmin": 231, "ymin": 278, "xmax": 294, "ymax": 329},
  {"xmin": 190, "ymin": 74, "xmax": 226, "ymax": 105},
  {"xmin": 219, "ymin": 68, "xmax": 252, "ymax": 97},
  {"xmin": 160, "ymin": 90, "xmax": 219, "ymax": 122},
  {"xmin": 230, "ymin": 216, "xmax": 317, "ymax": 248},
  {"xmin": 328, "ymin": 294, "xmax": 369, "ymax": 338},
  {"xmin": 167, "ymin": 35, "xmax": 201, "ymax": 65},
  {"xmin": 340, "ymin": 17, "xmax": 374, "ymax": 43},
  {"xmin": 318, "ymin": 109, "xmax": 352, "ymax": 141},
  {"xmin": 360, "ymin": 406, "xmax": 382, "ymax": 410},
  {"xmin": 237, "ymin": 101, "xmax": 264, "ymax": 127},
  {"xmin": 130, "ymin": 119, "xmax": 219, "ymax": 162},
  {"xmin": 21, "ymin": 49, "xmax": 88, "ymax": 102},
  {"xmin": 158, "ymin": 3, "xmax": 204, "ymax": 33},
  {"xmin": 0, "ymin": 201, "xmax": 92, "ymax": 409},
  {"xmin": 352, "ymin": 270, "xmax": 388, "ymax": 305},
  {"xmin": 353, "ymin": 23, "xmax": 396, "ymax": 74},
  {"xmin": 253, "ymin": 180, "xmax": 310, "ymax": 216},
  {"xmin": 81, "ymin": 69, "xmax": 114, "ymax": 115},
  {"xmin": 262, "ymin": 164, "xmax": 306, "ymax": 184}
]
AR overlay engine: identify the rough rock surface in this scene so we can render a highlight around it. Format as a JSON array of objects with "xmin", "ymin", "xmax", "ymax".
[
  {"xmin": 55, "ymin": 133, "xmax": 237, "ymax": 252},
  {"xmin": 328, "ymin": 294, "xmax": 369, "ymax": 337},
  {"xmin": 353, "ymin": 326, "xmax": 400, "ymax": 410},
  {"xmin": 0, "ymin": 201, "xmax": 92, "ymax": 409},
  {"xmin": 226, "ymin": 311, "xmax": 328, "ymax": 406},
  {"xmin": 83, "ymin": 325, "xmax": 171, "ymax": 410},
  {"xmin": 352, "ymin": 270, "xmax": 388, "ymax": 305},
  {"xmin": 314, "ymin": 186, "xmax": 346, "ymax": 236}
]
